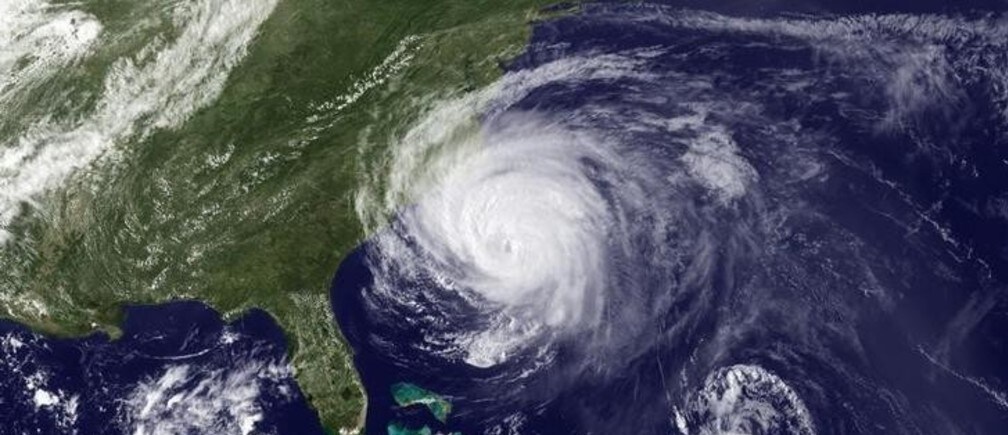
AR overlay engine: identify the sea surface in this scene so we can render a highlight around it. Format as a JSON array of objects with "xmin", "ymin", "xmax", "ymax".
[
  {"xmin": 4, "ymin": 1, "xmax": 1008, "ymax": 434},
  {"xmin": 0, "ymin": 301, "xmax": 323, "ymax": 434},
  {"xmin": 332, "ymin": 2, "xmax": 1008, "ymax": 434}
]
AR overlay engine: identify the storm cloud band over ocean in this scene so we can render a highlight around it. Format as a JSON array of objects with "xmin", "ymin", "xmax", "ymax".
[
  {"xmin": 336, "ymin": 3, "xmax": 1008, "ymax": 434},
  {"xmin": 2, "ymin": 1, "xmax": 1008, "ymax": 434}
]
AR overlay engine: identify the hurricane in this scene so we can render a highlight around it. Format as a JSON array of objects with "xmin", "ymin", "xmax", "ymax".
[
  {"xmin": 333, "ymin": 3, "xmax": 1008, "ymax": 434},
  {"xmin": 354, "ymin": 52, "xmax": 747, "ymax": 370}
]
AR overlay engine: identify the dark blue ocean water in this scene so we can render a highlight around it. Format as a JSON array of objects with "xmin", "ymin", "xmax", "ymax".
[
  {"xmin": 0, "ymin": 301, "xmax": 323, "ymax": 434},
  {"xmin": 331, "ymin": 2, "xmax": 1008, "ymax": 434},
  {"xmin": 5, "ymin": 2, "xmax": 1008, "ymax": 435}
]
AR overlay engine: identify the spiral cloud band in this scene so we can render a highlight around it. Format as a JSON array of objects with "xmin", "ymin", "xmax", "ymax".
[
  {"xmin": 353, "ymin": 48, "xmax": 760, "ymax": 369},
  {"xmin": 342, "ymin": 4, "xmax": 1008, "ymax": 434},
  {"xmin": 364, "ymin": 114, "xmax": 637, "ymax": 366},
  {"xmin": 405, "ymin": 122, "xmax": 610, "ymax": 329}
]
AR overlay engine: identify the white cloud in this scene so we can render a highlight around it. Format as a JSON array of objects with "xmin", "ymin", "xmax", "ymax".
[
  {"xmin": 0, "ymin": 0, "xmax": 279, "ymax": 243},
  {"xmin": 121, "ymin": 360, "xmax": 294, "ymax": 435},
  {"xmin": 0, "ymin": 0, "xmax": 102, "ymax": 112}
]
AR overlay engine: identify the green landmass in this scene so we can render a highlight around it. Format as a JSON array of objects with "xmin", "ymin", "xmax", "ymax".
[
  {"xmin": 391, "ymin": 382, "xmax": 453, "ymax": 423},
  {"xmin": 0, "ymin": 0, "xmax": 567, "ymax": 432}
]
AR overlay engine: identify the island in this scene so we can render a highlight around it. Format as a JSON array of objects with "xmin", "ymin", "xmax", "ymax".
[{"xmin": 391, "ymin": 382, "xmax": 453, "ymax": 423}]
